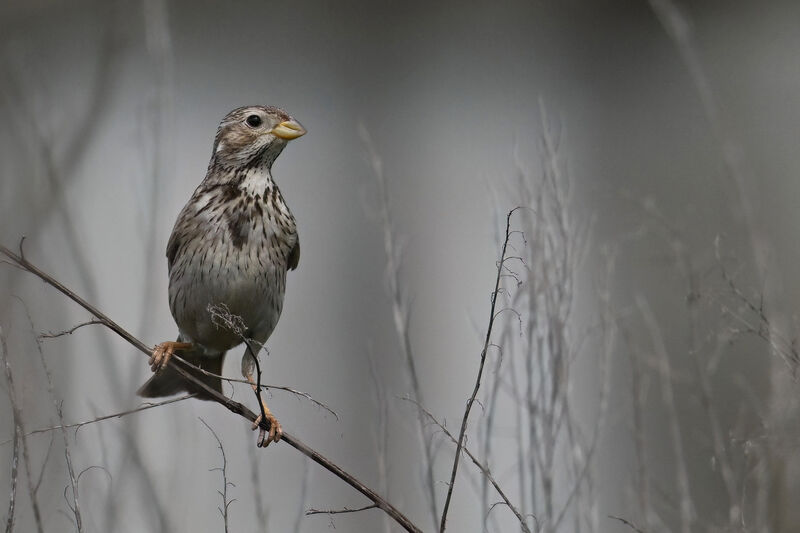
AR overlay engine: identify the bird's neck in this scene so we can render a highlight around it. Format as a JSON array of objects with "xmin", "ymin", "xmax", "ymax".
[{"xmin": 239, "ymin": 166, "xmax": 275, "ymax": 197}]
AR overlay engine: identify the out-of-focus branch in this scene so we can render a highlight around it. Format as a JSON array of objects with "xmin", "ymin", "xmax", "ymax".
[
  {"xmin": 2, "ymin": 330, "xmax": 20, "ymax": 533},
  {"xmin": 637, "ymin": 296, "xmax": 694, "ymax": 533},
  {"xmin": 0, "ymin": 395, "xmax": 195, "ymax": 445},
  {"xmin": 367, "ymin": 349, "xmax": 392, "ymax": 533},
  {"xmin": 27, "ymin": 324, "xmax": 84, "ymax": 532},
  {"xmin": 608, "ymin": 514, "xmax": 647, "ymax": 533},
  {"xmin": 0, "ymin": 243, "xmax": 423, "ymax": 533},
  {"xmin": 359, "ymin": 124, "xmax": 439, "ymax": 530},
  {"xmin": 439, "ymin": 207, "xmax": 520, "ymax": 533}
]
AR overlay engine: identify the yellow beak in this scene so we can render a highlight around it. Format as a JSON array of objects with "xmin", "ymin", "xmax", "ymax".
[{"xmin": 271, "ymin": 119, "xmax": 306, "ymax": 140}]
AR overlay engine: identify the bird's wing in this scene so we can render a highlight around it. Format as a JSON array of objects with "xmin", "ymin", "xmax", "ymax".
[
  {"xmin": 166, "ymin": 227, "xmax": 181, "ymax": 271},
  {"xmin": 288, "ymin": 237, "xmax": 300, "ymax": 271}
]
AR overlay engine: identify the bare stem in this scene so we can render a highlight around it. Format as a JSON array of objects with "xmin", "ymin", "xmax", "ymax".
[
  {"xmin": 307, "ymin": 504, "xmax": 377, "ymax": 516},
  {"xmin": 0, "ymin": 395, "xmax": 195, "ymax": 445},
  {"xmin": 409, "ymin": 398, "xmax": 534, "ymax": 533},
  {"xmin": 1, "ymin": 331, "xmax": 20, "ymax": 533},
  {"xmin": 200, "ymin": 418, "xmax": 234, "ymax": 533},
  {"xmin": 438, "ymin": 207, "xmax": 519, "ymax": 533}
]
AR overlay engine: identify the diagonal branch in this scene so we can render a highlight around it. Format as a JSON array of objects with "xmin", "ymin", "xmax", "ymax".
[
  {"xmin": 438, "ymin": 207, "xmax": 520, "ymax": 532},
  {"xmin": 0, "ymin": 243, "xmax": 422, "ymax": 533},
  {"xmin": 407, "ymin": 398, "xmax": 533, "ymax": 533}
]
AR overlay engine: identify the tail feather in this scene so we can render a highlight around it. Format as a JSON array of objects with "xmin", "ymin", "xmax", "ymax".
[{"xmin": 137, "ymin": 344, "xmax": 225, "ymax": 401}]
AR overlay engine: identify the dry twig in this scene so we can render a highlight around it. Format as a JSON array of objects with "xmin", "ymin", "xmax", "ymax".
[
  {"xmin": 1, "ymin": 331, "xmax": 20, "ymax": 533},
  {"xmin": 439, "ymin": 207, "xmax": 520, "ymax": 533},
  {"xmin": 200, "ymin": 418, "xmax": 235, "ymax": 533}
]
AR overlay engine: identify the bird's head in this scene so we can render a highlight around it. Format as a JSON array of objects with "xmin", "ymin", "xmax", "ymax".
[{"xmin": 211, "ymin": 105, "xmax": 306, "ymax": 170}]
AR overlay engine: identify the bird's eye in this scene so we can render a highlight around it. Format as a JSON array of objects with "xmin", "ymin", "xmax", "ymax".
[{"xmin": 245, "ymin": 115, "xmax": 263, "ymax": 128}]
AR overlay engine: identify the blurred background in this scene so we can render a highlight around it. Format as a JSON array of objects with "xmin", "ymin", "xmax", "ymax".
[{"xmin": 2, "ymin": 1, "xmax": 800, "ymax": 531}]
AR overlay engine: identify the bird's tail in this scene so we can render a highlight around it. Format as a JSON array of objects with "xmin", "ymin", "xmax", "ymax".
[{"xmin": 137, "ymin": 340, "xmax": 225, "ymax": 401}]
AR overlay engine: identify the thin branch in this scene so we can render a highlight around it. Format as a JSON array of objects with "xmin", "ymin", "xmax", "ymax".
[
  {"xmin": 3, "ymin": 326, "xmax": 46, "ymax": 533},
  {"xmin": 37, "ymin": 320, "xmax": 105, "ymax": 339},
  {"xmin": 439, "ymin": 206, "xmax": 521, "ymax": 533},
  {"xmin": 0, "ymin": 395, "xmax": 195, "ymax": 445},
  {"xmin": 293, "ymin": 456, "xmax": 311, "ymax": 533},
  {"xmin": 307, "ymin": 504, "xmax": 377, "ymax": 516},
  {"xmin": 408, "ymin": 398, "xmax": 534, "ymax": 533},
  {"xmin": 4, "ymin": 424, "xmax": 18, "ymax": 533},
  {"xmin": 637, "ymin": 296, "xmax": 694, "ymax": 533},
  {"xmin": 1, "ymin": 330, "xmax": 20, "ymax": 533},
  {"xmin": 608, "ymin": 514, "xmax": 647, "ymax": 533},
  {"xmin": 199, "ymin": 418, "xmax": 234, "ymax": 533},
  {"xmin": 32, "ymin": 354, "xmax": 83, "ymax": 532},
  {"xmin": 0, "ymin": 243, "xmax": 422, "ymax": 533},
  {"xmin": 245, "ymin": 425, "xmax": 269, "ymax": 529}
]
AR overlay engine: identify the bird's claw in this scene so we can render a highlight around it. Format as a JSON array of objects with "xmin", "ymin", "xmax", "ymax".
[
  {"xmin": 252, "ymin": 413, "xmax": 282, "ymax": 448},
  {"xmin": 149, "ymin": 341, "xmax": 192, "ymax": 372}
]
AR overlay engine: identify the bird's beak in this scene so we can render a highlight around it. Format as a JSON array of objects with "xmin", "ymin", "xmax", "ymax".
[{"xmin": 271, "ymin": 119, "xmax": 306, "ymax": 140}]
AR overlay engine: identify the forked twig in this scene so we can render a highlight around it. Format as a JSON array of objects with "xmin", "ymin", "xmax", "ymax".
[{"xmin": 407, "ymin": 398, "xmax": 533, "ymax": 533}]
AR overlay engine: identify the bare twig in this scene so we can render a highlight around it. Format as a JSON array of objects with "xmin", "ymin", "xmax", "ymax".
[
  {"xmin": 4, "ymin": 424, "xmax": 18, "ymax": 533},
  {"xmin": 0, "ymin": 243, "xmax": 423, "ymax": 533},
  {"xmin": 307, "ymin": 503, "xmax": 377, "ymax": 516},
  {"xmin": 200, "ymin": 419, "xmax": 235, "ymax": 533},
  {"xmin": 0, "ymin": 395, "xmax": 195, "ymax": 445},
  {"xmin": 407, "ymin": 398, "xmax": 534, "ymax": 533},
  {"xmin": 292, "ymin": 456, "xmax": 311, "ymax": 533},
  {"xmin": 33, "ymin": 356, "xmax": 83, "ymax": 532},
  {"xmin": 608, "ymin": 514, "xmax": 647, "ymax": 533},
  {"xmin": 2, "ymin": 327, "xmax": 44, "ymax": 533},
  {"xmin": 439, "ymin": 207, "xmax": 519, "ymax": 533},
  {"xmin": 245, "ymin": 424, "xmax": 269, "ymax": 530},
  {"xmin": 37, "ymin": 320, "xmax": 105, "ymax": 339},
  {"xmin": 1, "ymin": 330, "xmax": 20, "ymax": 533}
]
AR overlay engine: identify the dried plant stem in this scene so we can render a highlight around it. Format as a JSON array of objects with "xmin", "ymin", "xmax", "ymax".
[
  {"xmin": 410, "ymin": 399, "xmax": 533, "ymax": 533},
  {"xmin": 200, "ymin": 419, "xmax": 234, "ymax": 533},
  {"xmin": 1, "ymin": 395, "xmax": 195, "ymax": 445},
  {"xmin": 360, "ymin": 125, "xmax": 439, "ymax": 529},
  {"xmin": 2, "ymin": 331, "xmax": 20, "ymax": 533},
  {"xmin": 30, "ymin": 339, "xmax": 83, "ymax": 532},
  {"xmin": 637, "ymin": 296, "xmax": 694, "ymax": 533},
  {"xmin": 307, "ymin": 503, "xmax": 377, "ymax": 516},
  {"xmin": 608, "ymin": 514, "xmax": 647, "ymax": 533},
  {"xmin": 245, "ymin": 424, "xmax": 269, "ymax": 530},
  {"xmin": 4, "ymin": 424, "xmax": 18, "ymax": 533},
  {"xmin": 438, "ymin": 207, "xmax": 518, "ymax": 533},
  {"xmin": 2, "ymin": 327, "xmax": 45, "ymax": 533},
  {"xmin": 0, "ymin": 244, "xmax": 422, "ymax": 533}
]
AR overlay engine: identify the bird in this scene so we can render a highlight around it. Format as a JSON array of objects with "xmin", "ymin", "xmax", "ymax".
[{"xmin": 137, "ymin": 105, "xmax": 306, "ymax": 447}]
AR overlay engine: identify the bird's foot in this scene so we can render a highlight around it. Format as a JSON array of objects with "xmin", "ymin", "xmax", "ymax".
[
  {"xmin": 149, "ymin": 341, "xmax": 193, "ymax": 372},
  {"xmin": 252, "ymin": 408, "xmax": 282, "ymax": 448}
]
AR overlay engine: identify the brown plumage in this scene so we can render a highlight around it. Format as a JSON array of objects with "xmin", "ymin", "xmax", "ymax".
[{"xmin": 137, "ymin": 105, "xmax": 306, "ymax": 447}]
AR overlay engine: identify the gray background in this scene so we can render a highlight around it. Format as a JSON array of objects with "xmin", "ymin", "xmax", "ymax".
[{"xmin": 2, "ymin": 1, "xmax": 800, "ymax": 532}]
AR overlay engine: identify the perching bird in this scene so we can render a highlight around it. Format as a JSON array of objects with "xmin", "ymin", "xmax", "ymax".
[{"xmin": 137, "ymin": 105, "xmax": 305, "ymax": 447}]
